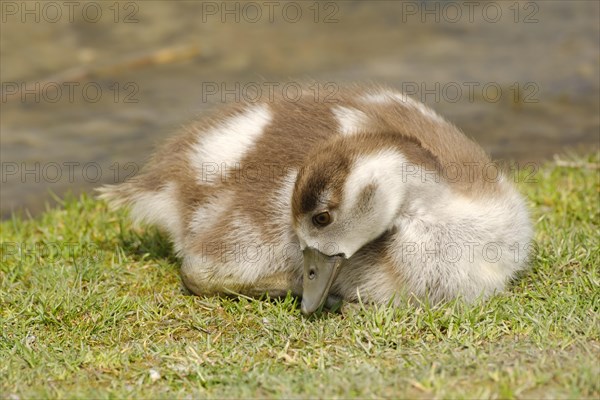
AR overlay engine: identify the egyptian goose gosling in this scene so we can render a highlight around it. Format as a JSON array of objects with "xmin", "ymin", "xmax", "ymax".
[{"xmin": 100, "ymin": 85, "xmax": 532, "ymax": 314}]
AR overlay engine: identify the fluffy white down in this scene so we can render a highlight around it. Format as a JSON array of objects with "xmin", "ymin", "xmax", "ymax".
[
  {"xmin": 128, "ymin": 182, "xmax": 184, "ymax": 252},
  {"xmin": 386, "ymin": 173, "xmax": 532, "ymax": 303},
  {"xmin": 337, "ymin": 150, "xmax": 409, "ymax": 257}
]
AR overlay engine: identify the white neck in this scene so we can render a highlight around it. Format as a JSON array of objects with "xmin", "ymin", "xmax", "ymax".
[{"xmin": 340, "ymin": 150, "xmax": 426, "ymax": 253}]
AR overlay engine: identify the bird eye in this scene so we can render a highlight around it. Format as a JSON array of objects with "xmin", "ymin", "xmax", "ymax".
[{"xmin": 312, "ymin": 211, "xmax": 332, "ymax": 227}]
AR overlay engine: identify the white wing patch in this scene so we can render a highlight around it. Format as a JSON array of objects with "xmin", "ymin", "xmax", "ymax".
[
  {"xmin": 332, "ymin": 106, "xmax": 371, "ymax": 136},
  {"xmin": 190, "ymin": 104, "xmax": 272, "ymax": 185}
]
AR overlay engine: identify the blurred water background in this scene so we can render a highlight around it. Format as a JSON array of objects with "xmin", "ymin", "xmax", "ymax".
[{"xmin": 1, "ymin": 0, "xmax": 598, "ymax": 218}]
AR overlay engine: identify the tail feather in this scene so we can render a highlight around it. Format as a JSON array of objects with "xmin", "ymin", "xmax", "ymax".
[
  {"xmin": 97, "ymin": 180, "xmax": 182, "ymax": 245},
  {"xmin": 96, "ymin": 182, "xmax": 139, "ymax": 210}
]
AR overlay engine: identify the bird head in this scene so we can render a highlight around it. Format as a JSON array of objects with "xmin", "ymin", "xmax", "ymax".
[{"xmin": 291, "ymin": 135, "xmax": 408, "ymax": 314}]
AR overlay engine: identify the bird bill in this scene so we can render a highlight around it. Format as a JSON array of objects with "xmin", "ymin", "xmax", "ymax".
[{"xmin": 301, "ymin": 248, "xmax": 344, "ymax": 315}]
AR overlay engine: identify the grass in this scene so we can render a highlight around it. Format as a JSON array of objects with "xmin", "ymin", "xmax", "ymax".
[{"xmin": 1, "ymin": 153, "xmax": 599, "ymax": 399}]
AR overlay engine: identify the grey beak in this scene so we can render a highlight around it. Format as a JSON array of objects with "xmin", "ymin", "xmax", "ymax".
[{"xmin": 301, "ymin": 247, "xmax": 344, "ymax": 315}]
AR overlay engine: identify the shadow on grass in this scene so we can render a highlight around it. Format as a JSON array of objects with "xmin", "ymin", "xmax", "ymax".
[{"xmin": 115, "ymin": 223, "xmax": 179, "ymax": 265}]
